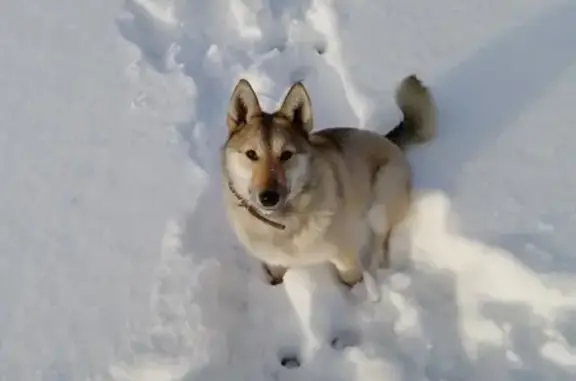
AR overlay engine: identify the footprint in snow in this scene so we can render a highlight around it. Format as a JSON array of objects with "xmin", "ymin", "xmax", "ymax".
[
  {"xmin": 278, "ymin": 348, "xmax": 301, "ymax": 369},
  {"xmin": 330, "ymin": 329, "xmax": 361, "ymax": 351}
]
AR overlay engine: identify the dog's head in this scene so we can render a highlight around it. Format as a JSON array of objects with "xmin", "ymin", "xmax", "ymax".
[{"xmin": 222, "ymin": 79, "xmax": 314, "ymax": 214}]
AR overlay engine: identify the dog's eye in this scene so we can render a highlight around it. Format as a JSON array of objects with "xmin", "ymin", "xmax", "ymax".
[
  {"xmin": 245, "ymin": 149, "xmax": 259, "ymax": 161},
  {"xmin": 279, "ymin": 151, "xmax": 294, "ymax": 162}
]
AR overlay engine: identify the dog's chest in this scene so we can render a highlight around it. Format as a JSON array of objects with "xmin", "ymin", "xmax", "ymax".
[
  {"xmin": 250, "ymin": 237, "xmax": 338, "ymax": 267},
  {"xmin": 232, "ymin": 210, "xmax": 369, "ymax": 267}
]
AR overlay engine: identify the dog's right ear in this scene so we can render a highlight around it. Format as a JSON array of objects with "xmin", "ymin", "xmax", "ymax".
[
  {"xmin": 226, "ymin": 79, "xmax": 262, "ymax": 133},
  {"xmin": 278, "ymin": 82, "xmax": 313, "ymax": 134}
]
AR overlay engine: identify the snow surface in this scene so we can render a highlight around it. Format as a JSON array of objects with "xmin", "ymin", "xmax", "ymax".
[{"xmin": 1, "ymin": 0, "xmax": 576, "ymax": 380}]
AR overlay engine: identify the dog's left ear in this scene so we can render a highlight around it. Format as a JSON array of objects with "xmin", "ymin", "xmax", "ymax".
[{"xmin": 278, "ymin": 82, "xmax": 313, "ymax": 134}]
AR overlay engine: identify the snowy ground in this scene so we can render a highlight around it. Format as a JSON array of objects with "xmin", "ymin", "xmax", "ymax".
[{"xmin": 1, "ymin": 0, "xmax": 576, "ymax": 380}]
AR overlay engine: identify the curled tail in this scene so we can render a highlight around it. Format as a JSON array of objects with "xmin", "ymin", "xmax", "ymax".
[{"xmin": 386, "ymin": 75, "xmax": 436, "ymax": 149}]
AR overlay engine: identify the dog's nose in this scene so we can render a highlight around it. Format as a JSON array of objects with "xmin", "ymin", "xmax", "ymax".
[{"xmin": 258, "ymin": 190, "xmax": 281, "ymax": 208}]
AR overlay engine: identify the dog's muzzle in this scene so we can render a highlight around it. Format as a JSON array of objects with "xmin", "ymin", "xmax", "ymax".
[{"xmin": 227, "ymin": 181, "xmax": 287, "ymax": 230}]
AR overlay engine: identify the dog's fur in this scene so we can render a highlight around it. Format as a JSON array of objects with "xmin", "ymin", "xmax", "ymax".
[{"xmin": 220, "ymin": 75, "xmax": 435, "ymax": 287}]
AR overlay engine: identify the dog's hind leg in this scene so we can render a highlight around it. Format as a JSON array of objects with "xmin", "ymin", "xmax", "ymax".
[
  {"xmin": 367, "ymin": 201, "xmax": 393, "ymax": 269},
  {"xmin": 368, "ymin": 171, "xmax": 411, "ymax": 270},
  {"xmin": 370, "ymin": 228, "xmax": 393, "ymax": 269}
]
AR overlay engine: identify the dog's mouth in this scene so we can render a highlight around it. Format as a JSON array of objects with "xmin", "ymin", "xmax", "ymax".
[
  {"xmin": 258, "ymin": 205, "xmax": 286, "ymax": 217},
  {"xmin": 255, "ymin": 198, "xmax": 287, "ymax": 215},
  {"xmin": 227, "ymin": 181, "xmax": 288, "ymax": 230}
]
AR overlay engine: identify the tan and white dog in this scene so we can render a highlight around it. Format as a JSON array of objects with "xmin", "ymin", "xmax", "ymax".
[{"xmin": 220, "ymin": 75, "xmax": 435, "ymax": 287}]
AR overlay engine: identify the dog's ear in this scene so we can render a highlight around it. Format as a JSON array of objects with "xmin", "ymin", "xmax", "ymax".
[
  {"xmin": 227, "ymin": 79, "xmax": 262, "ymax": 133},
  {"xmin": 278, "ymin": 82, "xmax": 313, "ymax": 134}
]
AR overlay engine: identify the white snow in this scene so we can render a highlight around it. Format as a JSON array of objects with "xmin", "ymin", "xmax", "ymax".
[{"xmin": 1, "ymin": 0, "xmax": 576, "ymax": 380}]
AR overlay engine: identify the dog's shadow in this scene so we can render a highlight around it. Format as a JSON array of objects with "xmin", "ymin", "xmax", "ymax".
[
  {"xmin": 480, "ymin": 300, "xmax": 576, "ymax": 381},
  {"xmin": 375, "ymin": 2, "xmax": 576, "ymax": 275}
]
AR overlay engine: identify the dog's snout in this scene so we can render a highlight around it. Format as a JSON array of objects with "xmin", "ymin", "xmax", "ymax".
[{"xmin": 258, "ymin": 190, "xmax": 281, "ymax": 208}]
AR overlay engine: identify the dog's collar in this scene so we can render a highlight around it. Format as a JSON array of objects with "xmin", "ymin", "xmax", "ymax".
[{"xmin": 227, "ymin": 181, "xmax": 286, "ymax": 230}]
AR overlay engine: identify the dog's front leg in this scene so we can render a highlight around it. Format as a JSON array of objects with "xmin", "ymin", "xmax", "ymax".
[
  {"xmin": 262, "ymin": 263, "xmax": 287, "ymax": 285},
  {"xmin": 330, "ymin": 252, "xmax": 363, "ymax": 288}
]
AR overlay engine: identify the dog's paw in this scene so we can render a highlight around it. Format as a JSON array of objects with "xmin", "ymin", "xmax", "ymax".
[
  {"xmin": 268, "ymin": 276, "xmax": 284, "ymax": 286},
  {"xmin": 262, "ymin": 263, "xmax": 286, "ymax": 286},
  {"xmin": 336, "ymin": 270, "xmax": 364, "ymax": 289}
]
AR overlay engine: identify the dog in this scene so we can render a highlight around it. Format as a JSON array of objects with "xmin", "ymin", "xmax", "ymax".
[{"xmin": 220, "ymin": 74, "xmax": 435, "ymax": 287}]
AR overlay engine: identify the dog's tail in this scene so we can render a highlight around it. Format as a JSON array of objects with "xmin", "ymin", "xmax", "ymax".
[{"xmin": 386, "ymin": 75, "xmax": 436, "ymax": 149}]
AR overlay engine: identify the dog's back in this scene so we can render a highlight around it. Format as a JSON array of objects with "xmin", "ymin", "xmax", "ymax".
[{"xmin": 309, "ymin": 74, "xmax": 435, "ymax": 201}]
